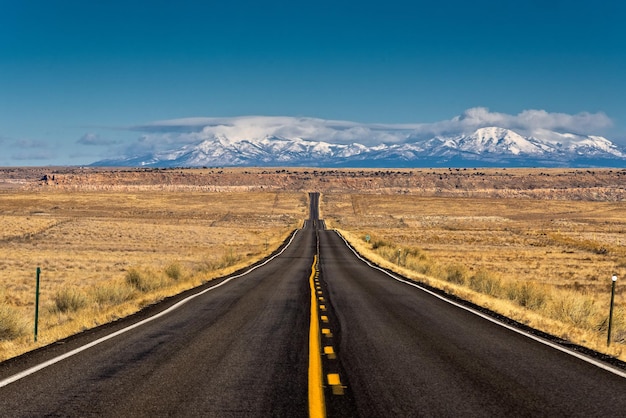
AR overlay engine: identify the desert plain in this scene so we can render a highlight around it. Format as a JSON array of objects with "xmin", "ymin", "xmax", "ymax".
[{"xmin": 0, "ymin": 166, "xmax": 625, "ymax": 361}]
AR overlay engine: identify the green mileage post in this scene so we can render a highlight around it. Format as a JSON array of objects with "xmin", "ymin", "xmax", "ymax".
[{"xmin": 34, "ymin": 267, "xmax": 41, "ymax": 342}]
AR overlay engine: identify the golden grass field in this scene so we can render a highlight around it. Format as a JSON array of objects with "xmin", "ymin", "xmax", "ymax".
[
  {"xmin": 1, "ymin": 167, "xmax": 626, "ymax": 363},
  {"xmin": 322, "ymin": 193, "xmax": 626, "ymax": 360},
  {"xmin": 0, "ymin": 190, "xmax": 305, "ymax": 360}
]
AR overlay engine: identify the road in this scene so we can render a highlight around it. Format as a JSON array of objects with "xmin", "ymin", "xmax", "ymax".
[
  {"xmin": 0, "ymin": 208, "xmax": 317, "ymax": 417},
  {"xmin": 317, "ymin": 229, "xmax": 626, "ymax": 416},
  {"xmin": 1, "ymin": 192, "xmax": 626, "ymax": 417}
]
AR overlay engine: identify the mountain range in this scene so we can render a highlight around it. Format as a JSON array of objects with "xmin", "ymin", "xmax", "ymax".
[{"xmin": 93, "ymin": 127, "xmax": 626, "ymax": 168}]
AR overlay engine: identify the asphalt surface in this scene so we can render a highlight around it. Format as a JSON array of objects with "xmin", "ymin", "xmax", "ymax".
[
  {"xmin": 317, "ymin": 229, "xmax": 626, "ymax": 417},
  {"xmin": 1, "ymin": 192, "xmax": 626, "ymax": 417},
  {"xmin": 0, "ymin": 208, "xmax": 317, "ymax": 417}
]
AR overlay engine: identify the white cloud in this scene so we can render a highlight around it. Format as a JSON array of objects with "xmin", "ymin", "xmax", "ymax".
[
  {"xmin": 133, "ymin": 116, "xmax": 419, "ymax": 147},
  {"xmin": 78, "ymin": 132, "xmax": 118, "ymax": 146},
  {"xmin": 500, "ymin": 108, "xmax": 609, "ymax": 134},
  {"xmin": 124, "ymin": 108, "xmax": 613, "ymax": 155},
  {"xmin": 13, "ymin": 138, "xmax": 48, "ymax": 149},
  {"xmin": 401, "ymin": 108, "xmax": 613, "ymax": 139}
]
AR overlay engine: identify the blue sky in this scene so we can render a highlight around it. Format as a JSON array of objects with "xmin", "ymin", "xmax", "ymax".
[{"xmin": 1, "ymin": 0, "xmax": 625, "ymax": 165}]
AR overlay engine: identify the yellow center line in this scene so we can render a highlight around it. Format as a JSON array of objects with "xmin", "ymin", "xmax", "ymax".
[{"xmin": 309, "ymin": 255, "xmax": 326, "ymax": 418}]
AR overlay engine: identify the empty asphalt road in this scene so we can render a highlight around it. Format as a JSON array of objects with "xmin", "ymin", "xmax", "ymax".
[{"xmin": 1, "ymin": 192, "xmax": 626, "ymax": 417}]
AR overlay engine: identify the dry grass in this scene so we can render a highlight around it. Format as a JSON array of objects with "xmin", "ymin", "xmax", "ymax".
[
  {"xmin": 3, "ymin": 167, "xmax": 626, "ymax": 364},
  {"xmin": 0, "ymin": 190, "xmax": 305, "ymax": 360},
  {"xmin": 323, "ymin": 193, "xmax": 626, "ymax": 360}
]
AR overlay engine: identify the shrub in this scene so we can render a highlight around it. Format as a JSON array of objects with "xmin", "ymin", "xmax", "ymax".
[
  {"xmin": 404, "ymin": 247, "xmax": 422, "ymax": 258},
  {"xmin": 217, "ymin": 250, "xmax": 240, "ymax": 269},
  {"xmin": 506, "ymin": 281, "xmax": 547, "ymax": 309},
  {"xmin": 547, "ymin": 291, "xmax": 600, "ymax": 329},
  {"xmin": 125, "ymin": 268, "xmax": 143, "ymax": 289},
  {"xmin": 164, "ymin": 263, "xmax": 182, "ymax": 281},
  {"xmin": 403, "ymin": 257, "xmax": 419, "ymax": 271},
  {"xmin": 0, "ymin": 303, "xmax": 29, "ymax": 340},
  {"xmin": 51, "ymin": 287, "xmax": 88, "ymax": 313},
  {"xmin": 445, "ymin": 264, "xmax": 467, "ymax": 285},
  {"xmin": 125, "ymin": 268, "xmax": 165, "ymax": 292},
  {"xmin": 415, "ymin": 262, "xmax": 431, "ymax": 275},
  {"xmin": 376, "ymin": 246, "xmax": 396, "ymax": 262},
  {"xmin": 92, "ymin": 283, "xmax": 134, "ymax": 306},
  {"xmin": 371, "ymin": 239, "xmax": 390, "ymax": 249},
  {"xmin": 469, "ymin": 270, "xmax": 503, "ymax": 297}
]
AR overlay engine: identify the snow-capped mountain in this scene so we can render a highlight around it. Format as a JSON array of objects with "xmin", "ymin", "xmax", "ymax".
[{"xmin": 93, "ymin": 127, "xmax": 626, "ymax": 168}]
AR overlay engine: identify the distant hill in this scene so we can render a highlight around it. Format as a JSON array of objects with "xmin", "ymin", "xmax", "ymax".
[{"xmin": 10, "ymin": 166, "xmax": 626, "ymax": 201}]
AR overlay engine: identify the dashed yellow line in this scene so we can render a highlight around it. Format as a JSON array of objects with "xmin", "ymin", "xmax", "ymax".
[
  {"xmin": 327, "ymin": 373, "xmax": 341, "ymax": 385},
  {"xmin": 327, "ymin": 373, "xmax": 345, "ymax": 395},
  {"xmin": 324, "ymin": 346, "xmax": 336, "ymax": 359},
  {"xmin": 308, "ymin": 256, "xmax": 326, "ymax": 418}
]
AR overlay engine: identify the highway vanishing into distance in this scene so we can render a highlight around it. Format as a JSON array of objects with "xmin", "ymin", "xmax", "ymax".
[{"xmin": 1, "ymin": 192, "xmax": 626, "ymax": 417}]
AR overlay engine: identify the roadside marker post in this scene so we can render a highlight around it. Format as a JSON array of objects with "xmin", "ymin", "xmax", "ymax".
[
  {"xmin": 607, "ymin": 275, "xmax": 617, "ymax": 347},
  {"xmin": 34, "ymin": 267, "xmax": 41, "ymax": 342}
]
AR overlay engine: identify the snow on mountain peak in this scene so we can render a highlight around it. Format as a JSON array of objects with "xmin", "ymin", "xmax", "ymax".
[
  {"xmin": 94, "ymin": 122, "xmax": 626, "ymax": 168},
  {"xmin": 447, "ymin": 127, "xmax": 543, "ymax": 155},
  {"xmin": 474, "ymin": 127, "xmax": 514, "ymax": 138}
]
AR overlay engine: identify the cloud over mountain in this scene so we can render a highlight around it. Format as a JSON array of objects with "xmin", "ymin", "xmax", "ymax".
[
  {"xmin": 425, "ymin": 108, "xmax": 612, "ymax": 138},
  {"xmin": 124, "ymin": 108, "xmax": 613, "ymax": 157},
  {"xmin": 94, "ymin": 109, "xmax": 624, "ymax": 168}
]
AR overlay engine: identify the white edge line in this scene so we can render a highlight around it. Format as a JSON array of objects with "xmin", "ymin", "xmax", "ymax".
[
  {"xmin": 333, "ymin": 230, "xmax": 626, "ymax": 379},
  {"xmin": 0, "ymin": 228, "xmax": 302, "ymax": 389}
]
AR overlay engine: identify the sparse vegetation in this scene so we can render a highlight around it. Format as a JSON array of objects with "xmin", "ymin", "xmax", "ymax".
[
  {"xmin": 0, "ymin": 303, "xmax": 29, "ymax": 340},
  {"xmin": 50, "ymin": 287, "xmax": 88, "ymax": 313},
  {"xmin": 125, "ymin": 268, "xmax": 165, "ymax": 293},
  {"xmin": 91, "ymin": 281, "xmax": 134, "ymax": 306},
  {"xmin": 2, "ymin": 167, "xmax": 626, "ymax": 362},
  {"xmin": 164, "ymin": 263, "xmax": 183, "ymax": 281},
  {"xmin": 324, "ymin": 192, "xmax": 626, "ymax": 360},
  {"xmin": 445, "ymin": 264, "xmax": 467, "ymax": 285},
  {"xmin": 0, "ymin": 186, "xmax": 304, "ymax": 361},
  {"xmin": 468, "ymin": 270, "xmax": 502, "ymax": 297}
]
